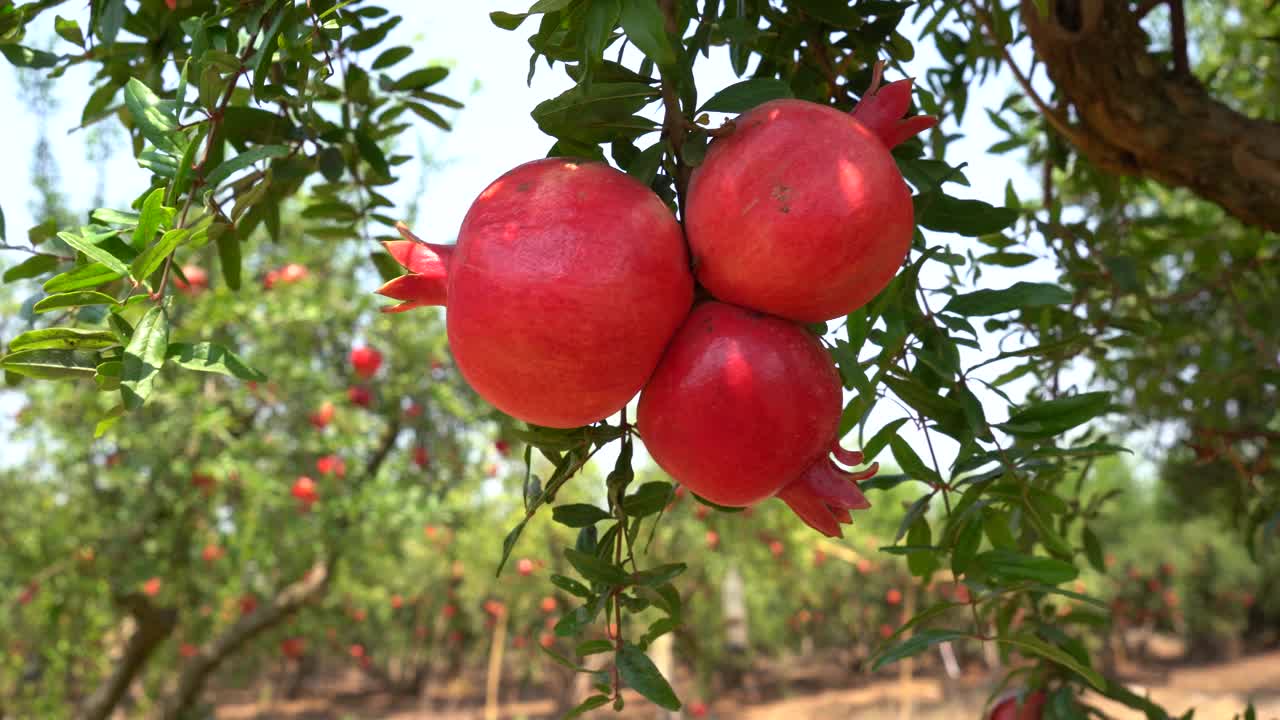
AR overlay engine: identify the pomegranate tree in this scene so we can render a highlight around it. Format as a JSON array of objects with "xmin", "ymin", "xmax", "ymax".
[
  {"xmin": 685, "ymin": 66, "xmax": 936, "ymax": 322},
  {"xmin": 379, "ymin": 158, "xmax": 693, "ymax": 428},
  {"xmin": 637, "ymin": 302, "xmax": 877, "ymax": 537},
  {"xmin": 989, "ymin": 690, "xmax": 1046, "ymax": 720}
]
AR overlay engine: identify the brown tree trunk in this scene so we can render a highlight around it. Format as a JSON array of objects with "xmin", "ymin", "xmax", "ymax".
[
  {"xmin": 77, "ymin": 596, "xmax": 177, "ymax": 720},
  {"xmin": 1020, "ymin": 0, "xmax": 1280, "ymax": 233}
]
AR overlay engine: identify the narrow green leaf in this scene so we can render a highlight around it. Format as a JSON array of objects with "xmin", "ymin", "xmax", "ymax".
[
  {"xmin": 131, "ymin": 187, "xmax": 167, "ymax": 249},
  {"xmin": 55, "ymin": 15, "xmax": 85, "ymax": 47},
  {"xmin": 565, "ymin": 548, "xmax": 628, "ymax": 586},
  {"xmin": 166, "ymin": 342, "xmax": 266, "ymax": 381},
  {"xmin": 564, "ymin": 695, "xmax": 611, "ymax": 719},
  {"xmin": 0, "ymin": 45, "xmax": 59, "ymax": 69},
  {"xmin": 253, "ymin": 4, "xmax": 293, "ymax": 100},
  {"xmin": 124, "ymin": 78, "xmax": 181, "ymax": 155},
  {"xmin": 34, "ymin": 291, "xmax": 119, "ymax": 314},
  {"xmin": 121, "ymin": 306, "xmax": 168, "ymax": 410},
  {"xmin": 0, "ymin": 349, "xmax": 99, "ymax": 379},
  {"xmin": 873, "ymin": 629, "xmax": 968, "ymax": 671},
  {"xmin": 621, "ymin": 481, "xmax": 673, "ymax": 518},
  {"xmin": 354, "ymin": 130, "xmax": 390, "ymax": 178},
  {"xmin": 495, "ymin": 519, "xmax": 529, "ymax": 576},
  {"xmin": 998, "ymin": 633, "xmax": 1105, "ymax": 691},
  {"xmin": 8, "ymin": 328, "xmax": 118, "ymax": 352},
  {"xmin": 130, "ymin": 229, "xmax": 189, "ymax": 284},
  {"xmin": 617, "ymin": 642, "xmax": 681, "ymax": 710},
  {"xmin": 1082, "ymin": 525, "xmax": 1106, "ymax": 574},
  {"xmin": 216, "ymin": 226, "xmax": 241, "ymax": 290},
  {"xmin": 1001, "ymin": 392, "xmax": 1113, "ymax": 438},
  {"xmin": 202, "ymin": 145, "xmax": 290, "ymax": 189},
  {"xmin": 575, "ymin": 640, "xmax": 614, "ymax": 656},
  {"xmin": 618, "ymin": 0, "xmax": 677, "ymax": 67},
  {"xmin": 916, "ymin": 193, "xmax": 1019, "ymax": 236},
  {"xmin": 943, "ymin": 281, "xmax": 1072, "ymax": 317},
  {"xmin": 549, "ymin": 574, "xmax": 593, "ymax": 598},
  {"xmin": 489, "ymin": 11, "xmax": 529, "ymax": 30},
  {"xmin": 553, "ymin": 504, "xmax": 611, "ymax": 528},
  {"xmin": 3, "ymin": 255, "xmax": 59, "ymax": 283},
  {"xmin": 976, "ymin": 549, "xmax": 1078, "ymax": 585},
  {"xmin": 372, "ymin": 46, "xmax": 413, "ymax": 70},
  {"xmin": 57, "ymin": 232, "xmax": 130, "ymax": 276},
  {"xmin": 700, "ymin": 78, "xmax": 794, "ymax": 113},
  {"xmin": 392, "ymin": 66, "xmax": 449, "ymax": 91}
]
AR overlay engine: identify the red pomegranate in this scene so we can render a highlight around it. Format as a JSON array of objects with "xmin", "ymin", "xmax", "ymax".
[
  {"xmin": 378, "ymin": 158, "xmax": 693, "ymax": 428},
  {"xmin": 201, "ymin": 544, "xmax": 224, "ymax": 563},
  {"xmin": 175, "ymin": 264, "xmax": 209, "ymax": 294},
  {"xmin": 540, "ymin": 596, "xmax": 557, "ymax": 614},
  {"xmin": 281, "ymin": 637, "xmax": 306, "ymax": 659},
  {"xmin": 349, "ymin": 346, "xmax": 383, "ymax": 378},
  {"xmin": 316, "ymin": 454, "xmax": 346, "ymax": 477},
  {"xmin": 637, "ymin": 302, "xmax": 877, "ymax": 537},
  {"xmin": 291, "ymin": 476, "xmax": 318, "ymax": 506},
  {"xmin": 516, "ymin": 558, "xmax": 535, "ymax": 576},
  {"xmin": 309, "ymin": 401, "xmax": 335, "ymax": 429},
  {"xmin": 989, "ymin": 690, "xmax": 1047, "ymax": 720},
  {"xmin": 413, "ymin": 446, "xmax": 430, "ymax": 468},
  {"xmin": 347, "ymin": 385, "xmax": 372, "ymax": 407},
  {"xmin": 685, "ymin": 65, "xmax": 936, "ymax": 322},
  {"xmin": 142, "ymin": 577, "xmax": 162, "ymax": 597}
]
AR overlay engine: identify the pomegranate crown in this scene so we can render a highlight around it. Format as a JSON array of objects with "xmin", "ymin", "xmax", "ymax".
[
  {"xmin": 777, "ymin": 441, "xmax": 878, "ymax": 538},
  {"xmin": 849, "ymin": 61, "xmax": 938, "ymax": 149},
  {"xmin": 376, "ymin": 222, "xmax": 452, "ymax": 313}
]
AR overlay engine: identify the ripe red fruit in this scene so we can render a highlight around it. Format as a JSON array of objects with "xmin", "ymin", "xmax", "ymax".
[
  {"xmin": 347, "ymin": 385, "xmax": 372, "ymax": 408},
  {"xmin": 349, "ymin": 643, "xmax": 365, "ymax": 659},
  {"xmin": 281, "ymin": 637, "xmax": 305, "ymax": 659},
  {"xmin": 483, "ymin": 600, "xmax": 506, "ymax": 617},
  {"xmin": 179, "ymin": 643, "xmax": 199, "ymax": 658},
  {"xmin": 689, "ymin": 701, "xmax": 709, "ymax": 718},
  {"xmin": 856, "ymin": 558, "xmax": 872, "ymax": 574},
  {"xmin": 637, "ymin": 302, "xmax": 877, "ymax": 536},
  {"xmin": 516, "ymin": 558, "xmax": 534, "ymax": 577},
  {"xmin": 279, "ymin": 263, "xmax": 308, "ymax": 284},
  {"xmin": 494, "ymin": 440, "xmax": 510, "ymax": 456},
  {"xmin": 191, "ymin": 472, "xmax": 215, "ymax": 493},
  {"xmin": 143, "ymin": 577, "xmax": 162, "ymax": 597},
  {"xmin": 349, "ymin": 346, "xmax": 383, "ymax": 378},
  {"xmin": 607, "ymin": 622, "xmax": 619, "ymax": 639},
  {"xmin": 879, "ymin": 623, "xmax": 895, "ymax": 639},
  {"xmin": 201, "ymin": 544, "xmax": 224, "ymax": 563},
  {"xmin": 175, "ymin": 264, "xmax": 209, "ymax": 295},
  {"xmin": 695, "ymin": 505, "xmax": 711, "ymax": 521},
  {"xmin": 239, "ymin": 595, "xmax": 258, "ymax": 616},
  {"xmin": 443, "ymin": 604, "xmax": 457, "ymax": 619},
  {"xmin": 989, "ymin": 691, "xmax": 1047, "ymax": 720},
  {"xmin": 316, "ymin": 454, "xmax": 346, "ymax": 477},
  {"xmin": 413, "ymin": 446, "xmax": 430, "ymax": 468},
  {"xmin": 291, "ymin": 476, "xmax": 318, "ymax": 506},
  {"xmin": 377, "ymin": 158, "xmax": 693, "ymax": 428},
  {"xmin": 886, "ymin": 589, "xmax": 903, "ymax": 606},
  {"xmin": 540, "ymin": 596, "xmax": 557, "ymax": 614},
  {"xmin": 309, "ymin": 401, "xmax": 336, "ymax": 429},
  {"xmin": 705, "ymin": 530, "xmax": 720, "ymax": 549},
  {"xmin": 513, "ymin": 635, "xmax": 528, "ymax": 649},
  {"xmin": 768, "ymin": 540, "xmax": 785, "ymax": 558},
  {"xmin": 17, "ymin": 582, "xmax": 38, "ymax": 605},
  {"xmin": 539, "ymin": 633, "xmax": 555, "ymax": 649},
  {"xmin": 391, "ymin": 594, "xmax": 404, "ymax": 610},
  {"xmin": 404, "ymin": 401, "xmax": 423, "ymax": 418},
  {"xmin": 684, "ymin": 66, "xmax": 936, "ymax": 322},
  {"xmin": 351, "ymin": 608, "xmax": 367, "ymax": 622}
]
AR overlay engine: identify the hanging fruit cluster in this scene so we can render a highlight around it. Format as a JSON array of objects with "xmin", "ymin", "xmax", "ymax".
[{"xmin": 380, "ymin": 66, "xmax": 936, "ymax": 538}]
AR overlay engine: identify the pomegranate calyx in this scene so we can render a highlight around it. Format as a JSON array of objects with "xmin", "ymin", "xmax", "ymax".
[
  {"xmin": 850, "ymin": 61, "xmax": 938, "ymax": 150},
  {"xmin": 376, "ymin": 222, "xmax": 453, "ymax": 312},
  {"xmin": 777, "ymin": 441, "xmax": 876, "ymax": 537}
]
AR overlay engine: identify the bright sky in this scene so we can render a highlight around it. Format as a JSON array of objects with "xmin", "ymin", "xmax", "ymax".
[{"xmin": 1, "ymin": 3, "xmax": 1093, "ymax": 482}]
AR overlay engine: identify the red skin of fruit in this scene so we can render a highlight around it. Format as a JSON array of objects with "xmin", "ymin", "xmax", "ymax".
[
  {"xmin": 391, "ymin": 595, "xmax": 404, "ymax": 610},
  {"xmin": 706, "ymin": 530, "xmax": 720, "ymax": 549},
  {"xmin": 516, "ymin": 558, "xmax": 534, "ymax": 576},
  {"xmin": 291, "ymin": 476, "xmax": 318, "ymax": 506},
  {"xmin": 637, "ymin": 302, "xmax": 877, "ymax": 536},
  {"xmin": 539, "ymin": 633, "xmax": 555, "ymax": 649},
  {"xmin": 143, "ymin": 577, "xmax": 162, "ymax": 597},
  {"xmin": 201, "ymin": 544, "xmax": 223, "ymax": 563},
  {"xmin": 886, "ymin": 588, "xmax": 902, "ymax": 606},
  {"xmin": 316, "ymin": 454, "xmax": 346, "ymax": 477},
  {"xmin": 413, "ymin": 446, "xmax": 430, "ymax": 468},
  {"xmin": 540, "ymin": 596, "xmax": 557, "ymax": 614},
  {"xmin": 239, "ymin": 595, "xmax": 258, "ymax": 616},
  {"xmin": 350, "ymin": 346, "xmax": 383, "ymax": 378},
  {"xmin": 349, "ymin": 644, "xmax": 365, "ymax": 659},
  {"xmin": 990, "ymin": 691, "xmax": 1047, "ymax": 720},
  {"xmin": 689, "ymin": 701, "xmax": 709, "ymax": 718},
  {"xmin": 347, "ymin": 385, "xmax": 372, "ymax": 407},
  {"xmin": 281, "ymin": 638, "xmax": 305, "ymax": 659},
  {"xmin": 879, "ymin": 623, "xmax": 894, "ymax": 639},
  {"xmin": 377, "ymin": 158, "xmax": 693, "ymax": 428},
  {"xmin": 179, "ymin": 643, "xmax": 199, "ymax": 658},
  {"xmin": 175, "ymin": 265, "xmax": 208, "ymax": 294},
  {"xmin": 768, "ymin": 540, "xmax": 784, "ymax": 558},
  {"xmin": 684, "ymin": 77, "xmax": 936, "ymax": 323},
  {"xmin": 310, "ymin": 401, "xmax": 335, "ymax": 429}
]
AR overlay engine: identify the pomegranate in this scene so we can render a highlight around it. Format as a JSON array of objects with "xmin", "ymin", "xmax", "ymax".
[
  {"xmin": 684, "ymin": 65, "xmax": 936, "ymax": 322},
  {"xmin": 281, "ymin": 637, "xmax": 305, "ymax": 659},
  {"xmin": 316, "ymin": 454, "xmax": 346, "ymax": 477},
  {"xmin": 886, "ymin": 588, "xmax": 902, "ymax": 606},
  {"xmin": 191, "ymin": 472, "xmax": 215, "ymax": 493},
  {"xmin": 413, "ymin": 446, "xmax": 430, "ymax": 468},
  {"xmin": 378, "ymin": 158, "xmax": 693, "ymax": 428},
  {"xmin": 391, "ymin": 594, "xmax": 404, "ymax": 610},
  {"xmin": 291, "ymin": 476, "xmax": 318, "ymax": 506},
  {"xmin": 239, "ymin": 594, "xmax": 258, "ymax": 616},
  {"xmin": 174, "ymin": 264, "xmax": 208, "ymax": 294},
  {"xmin": 637, "ymin": 302, "xmax": 877, "ymax": 537},
  {"xmin": 705, "ymin": 530, "xmax": 720, "ymax": 549},
  {"xmin": 309, "ymin": 401, "xmax": 335, "ymax": 429},
  {"xmin": 540, "ymin": 596, "xmax": 557, "ymax": 614},
  {"xmin": 347, "ymin": 385, "xmax": 372, "ymax": 407},
  {"xmin": 989, "ymin": 690, "xmax": 1046, "ymax": 720},
  {"xmin": 201, "ymin": 544, "xmax": 224, "ymax": 563},
  {"xmin": 142, "ymin": 577, "xmax": 162, "ymax": 597},
  {"xmin": 179, "ymin": 643, "xmax": 199, "ymax": 658},
  {"xmin": 349, "ymin": 346, "xmax": 383, "ymax": 378},
  {"xmin": 539, "ymin": 633, "xmax": 555, "ymax": 648},
  {"xmin": 516, "ymin": 558, "xmax": 535, "ymax": 576}
]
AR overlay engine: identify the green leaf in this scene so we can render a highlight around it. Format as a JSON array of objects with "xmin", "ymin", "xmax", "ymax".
[
  {"xmin": 8, "ymin": 328, "xmax": 118, "ymax": 352},
  {"xmin": 700, "ymin": 78, "xmax": 793, "ymax": 113},
  {"xmin": 97, "ymin": 0, "xmax": 126, "ymax": 44},
  {"xmin": 975, "ymin": 549, "xmax": 1078, "ymax": 585},
  {"xmin": 891, "ymin": 436, "xmax": 942, "ymax": 485},
  {"xmin": 489, "ymin": 11, "xmax": 529, "ymax": 30},
  {"xmin": 0, "ymin": 45, "xmax": 59, "ymax": 69},
  {"xmin": 130, "ymin": 188, "xmax": 167, "ymax": 250},
  {"xmin": 407, "ymin": 102, "xmax": 451, "ymax": 131},
  {"xmin": 576, "ymin": 639, "xmax": 614, "ymax": 656},
  {"xmin": 202, "ymin": 145, "xmax": 290, "ymax": 189},
  {"xmin": 862, "ymin": 418, "xmax": 910, "ymax": 462},
  {"xmin": 253, "ymin": 4, "xmax": 293, "ymax": 100},
  {"xmin": 124, "ymin": 79, "xmax": 181, "ymax": 155},
  {"xmin": 564, "ymin": 695, "xmax": 611, "ymax": 719},
  {"xmin": 166, "ymin": 342, "xmax": 266, "ymax": 381},
  {"xmin": 372, "ymin": 46, "xmax": 412, "ymax": 70},
  {"xmin": 621, "ymin": 481, "xmax": 673, "ymax": 518},
  {"xmin": 3, "ymin": 255, "xmax": 59, "ymax": 283},
  {"xmin": 582, "ymin": 0, "xmax": 621, "ymax": 67},
  {"xmin": 495, "ymin": 519, "xmax": 528, "ymax": 576},
  {"xmin": 617, "ymin": 642, "xmax": 681, "ymax": 710},
  {"xmin": 532, "ymin": 82, "xmax": 658, "ymax": 144},
  {"xmin": 216, "ymin": 227, "xmax": 241, "ymax": 291},
  {"xmin": 0, "ymin": 349, "xmax": 99, "ymax": 380},
  {"xmin": 54, "ymin": 15, "xmax": 84, "ymax": 47},
  {"xmin": 943, "ymin": 282, "xmax": 1072, "ymax": 317},
  {"xmin": 120, "ymin": 306, "xmax": 168, "ymax": 410},
  {"xmin": 1001, "ymin": 392, "xmax": 1113, "ymax": 438},
  {"xmin": 998, "ymin": 633, "xmax": 1105, "ymax": 691},
  {"xmin": 33, "ymin": 291, "xmax": 119, "ymax": 314},
  {"xmin": 354, "ymin": 130, "xmax": 390, "ymax": 178},
  {"xmin": 392, "ymin": 66, "xmax": 449, "ymax": 91},
  {"xmin": 57, "ymin": 232, "xmax": 129, "ymax": 276},
  {"xmin": 951, "ymin": 515, "xmax": 983, "ymax": 576},
  {"xmin": 633, "ymin": 562, "xmax": 686, "ymax": 587},
  {"xmin": 906, "ymin": 517, "xmax": 938, "ymax": 578},
  {"xmin": 1082, "ymin": 525, "xmax": 1106, "ymax": 574},
  {"xmin": 130, "ymin": 229, "xmax": 189, "ymax": 285},
  {"xmin": 553, "ymin": 503, "xmax": 611, "ymax": 528},
  {"xmin": 916, "ymin": 194, "xmax": 1019, "ymax": 236},
  {"xmin": 873, "ymin": 629, "xmax": 968, "ymax": 671},
  {"xmin": 565, "ymin": 548, "xmax": 628, "ymax": 586},
  {"xmin": 618, "ymin": 0, "xmax": 677, "ymax": 67},
  {"xmin": 550, "ymin": 573, "xmax": 593, "ymax": 598}
]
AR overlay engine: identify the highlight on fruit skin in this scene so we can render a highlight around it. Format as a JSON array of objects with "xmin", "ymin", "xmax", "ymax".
[
  {"xmin": 684, "ymin": 61, "xmax": 938, "ymax": 324},
  {"xmin": 637, "ymin": 301, "xmax": 876, "ymax": 537}
]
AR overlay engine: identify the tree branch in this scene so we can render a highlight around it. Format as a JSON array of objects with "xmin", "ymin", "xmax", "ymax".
[
  {"xmin": 77, "ymin": 595, "xmax": 178, "ymax": 720},
  {"xmin": 1019, "ymin": 0, "xmax": 1280, "ymax": 233}
]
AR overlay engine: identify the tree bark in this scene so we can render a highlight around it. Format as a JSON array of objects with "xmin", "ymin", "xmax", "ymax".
[
  {"xmin": 77, "ymin": 595, "xmax": 178, "ymax": 720},
  {"xmin": 1021, "ymin": 0, "xmax": 1280, "ymax": 233}
]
